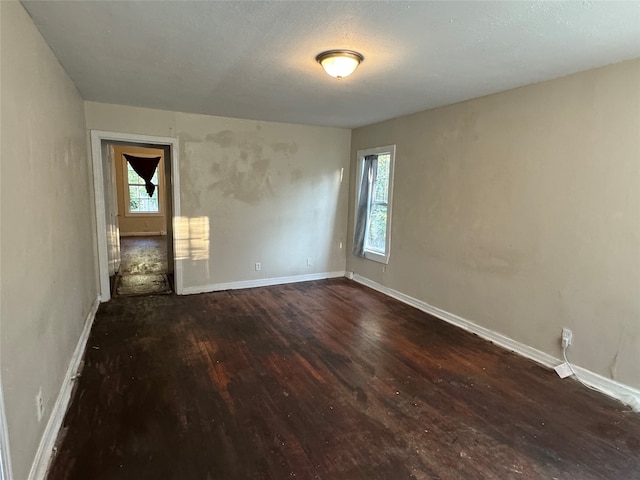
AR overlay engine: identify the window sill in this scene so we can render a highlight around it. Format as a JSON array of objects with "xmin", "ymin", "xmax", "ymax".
[
  {"xmin": 123, "ymin": 212, "xmax": 164, "ymax": 218},
  {"xmin": 364, "ymin": 250, "xmax": 390, "ymax": 265}
]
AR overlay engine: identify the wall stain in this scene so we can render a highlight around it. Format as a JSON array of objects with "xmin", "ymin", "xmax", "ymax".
[
  {"xmin": 219, "ymin": 173, "xmax": 271, "ymax": 204},
  {"xmin": 463, "ymin": 242, "xmax": 531, "ymax": 276},
  {"xmin": 179, "ymin": 136, "xmax": 204, "ymax": 210},
  {"xmin": 181, "ymin": 129, "xmax": 297, "ymax": 206},
  {"xmin": 271, "ymin": 142, "xmax": 299, "ymax": 155},
  {"xmin": 206, "ymin": 130, "xmax": 235, "ymax": 148},
  {"xmin": 210, "ymin": 155, "xmax": 274, "ymax": 205},
  {"xmin": 252, "ymin": 158, "xmax": 269, "ymax": 175},
  {"xmin": 179, "ymin": 133, "xmax": 204, "ymax": 144},
  {"xmin": 290, "ymin": 169, "xmax": 303, "ymax": 182}
]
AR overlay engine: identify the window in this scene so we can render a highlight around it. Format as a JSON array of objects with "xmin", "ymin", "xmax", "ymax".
[
  {"xmin": 125, "ymin": 157, "xmax": 163, "ymax": 216},
  {"xmin": 353, "ymin": 145, "xmax": 395, "ymax": 264}
]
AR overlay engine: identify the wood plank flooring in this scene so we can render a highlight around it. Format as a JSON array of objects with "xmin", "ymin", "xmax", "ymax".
[{"xmin": 47, "ymin": 279, "xmax": 640, "ymax": 479}]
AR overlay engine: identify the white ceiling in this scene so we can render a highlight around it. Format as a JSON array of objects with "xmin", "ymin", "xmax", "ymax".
[{"xmin": 21, "ymin": 1, "xmax": 640, "ymax": 128}]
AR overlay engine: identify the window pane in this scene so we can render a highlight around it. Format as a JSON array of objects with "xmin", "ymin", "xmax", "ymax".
[
  {"xmin": 373, "ymin": 154, "xmax": 390, "ymax": 203},
  {"xmin": 129, "ymin": 185, "xmax": 159, "ymax": 213},
  {"xmin": 129, "ymin": 185, "xmax": 142, "ymax": 212},
  {"xmin": 366, "ymin": 204, "xmax": 387, "ymax": 253}
]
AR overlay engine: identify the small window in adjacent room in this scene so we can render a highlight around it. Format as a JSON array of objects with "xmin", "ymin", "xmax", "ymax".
[
  {"xmin": 353, "ymin": 145, "xmax": 395, "ymax": 264},
  {"xmin": 124, "ymin": 154, "xmax": 163, "ymax": 216}
]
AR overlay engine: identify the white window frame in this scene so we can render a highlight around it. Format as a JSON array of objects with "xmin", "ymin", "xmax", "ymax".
[
  {"xmin": 123, "ymin": 154, "xmax": 165, "ymax": 217},
  {"xmin": 354, "ymin": 144, "xmax": 395, "ymax": 264}
]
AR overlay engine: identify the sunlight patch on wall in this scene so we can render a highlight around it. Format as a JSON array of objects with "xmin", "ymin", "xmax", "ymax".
[{"xmin": 175, "ymin": 216, "xmax": 210, "ymax": 261}]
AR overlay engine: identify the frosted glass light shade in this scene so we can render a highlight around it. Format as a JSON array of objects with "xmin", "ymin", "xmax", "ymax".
[{"xmin": 316, "ymin": 50, "xmax": 364, "ymax": 79}]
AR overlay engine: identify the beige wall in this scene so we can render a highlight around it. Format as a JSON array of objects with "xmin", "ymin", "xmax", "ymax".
[
  {"xmin": 85, "ymin": 102, "xmax": 352, "ymax": 290},
  {"xmin": 113, "ymin": 145, "xmax": 167, "ymax": 235},
  {"xmin": 349, "ymin": 59, "xmax": 640, "ymax": 390},
  {"xmin": 0, "ymin": 2, "xmax": 98, "ymax": 479}
]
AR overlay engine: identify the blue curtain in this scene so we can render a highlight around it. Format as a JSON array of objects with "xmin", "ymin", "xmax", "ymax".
[{"xmin": 353, "ymin": 155, "xmax": 377, "ymax": 257}]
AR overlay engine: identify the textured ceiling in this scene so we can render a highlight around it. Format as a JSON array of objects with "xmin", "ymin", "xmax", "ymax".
[{"xmin": 21, "ymin": 1, "xmax": 640, "ymax": 128}]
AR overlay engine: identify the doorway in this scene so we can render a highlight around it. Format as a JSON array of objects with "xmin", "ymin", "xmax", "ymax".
[
  {"xmin": 90, "ymin": 130, "xmax": 183, "ymax": 302},
  {"xmin": 111, "ymin": 144, "xmax": 172, "ymax": 296}
]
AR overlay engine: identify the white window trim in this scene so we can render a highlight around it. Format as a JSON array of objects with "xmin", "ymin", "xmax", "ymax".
[
  {"xmin": 123, "ymin": 154, "xmax": 165, "ymax": 217},
  {"xmin": 354, "ymin": 144, "xmax": 395, "ymax": 264}
]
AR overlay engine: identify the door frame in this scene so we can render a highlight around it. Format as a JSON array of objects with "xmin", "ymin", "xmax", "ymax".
[{"xmin": 90, "ymin": 130, "xmax": 182, "ymax": 301}]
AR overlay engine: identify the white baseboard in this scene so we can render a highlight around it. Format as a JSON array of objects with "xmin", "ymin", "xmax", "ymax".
[
  {"xmin": 570, "ymin": 366, "xmax": 640, "ymax": 412},
  {"xmin": 352, "ymin": 274, "xmax": 640, "ymax": 411},
  {"xmin": 28, "ymin": 295, "xmax": 101, "ymax": 480},
  {"xmin": 182, "ymin": 271, "xmax": 347, "ymax": 295},
  {"xmin": 120, "ymin": 231, "xmax": 166, "ymax": 237}
]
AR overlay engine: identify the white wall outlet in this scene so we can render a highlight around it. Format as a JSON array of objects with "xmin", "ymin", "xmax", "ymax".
[
  {"xmin": 562, "ymin": 328, "xmax": 573, "ymax": 348},
  {"xmin": 35, "ymin": 388, "xmax": 44, "ymax": 422},
  {"xmin": 255, "ymin": 262, "xmax": 261, "ymax": 271},
  {"xmin": 307, "ymin": 257, "xmax": 312, "ymax": 266}
]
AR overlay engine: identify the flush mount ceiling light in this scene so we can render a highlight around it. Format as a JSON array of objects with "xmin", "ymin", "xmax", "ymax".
[{"xmin": 315, "ymin": 50, "xmax": 364, "ymax": 79}]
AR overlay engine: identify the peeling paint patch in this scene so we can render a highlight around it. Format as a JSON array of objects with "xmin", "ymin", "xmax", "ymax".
[
  {"xmin": 210, "ymin": 156, "xmax": 273, "ymax": 205},
  {"xmin": 180, "ymin": 129, "xmax": 282, "ymax": 205}
]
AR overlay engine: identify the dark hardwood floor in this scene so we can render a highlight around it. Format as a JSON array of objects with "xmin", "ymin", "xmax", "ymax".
[{"xmin": 48, "ymin": 279, "xmax": 640, "ymax": 479}]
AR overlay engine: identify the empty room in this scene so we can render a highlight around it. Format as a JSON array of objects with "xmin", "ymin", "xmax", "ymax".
[{"xmin": 1, "ymin": 1, "xmax": 640, "ymax": 479}]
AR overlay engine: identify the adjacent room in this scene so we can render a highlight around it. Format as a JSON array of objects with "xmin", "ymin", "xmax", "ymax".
[
  {"xmin": 1, "ymin": 1, "xmax": 639, "ymax": 479},
  {"xmin": 111, "ymin": 143, "xmax": 174, "ymax": 297}
]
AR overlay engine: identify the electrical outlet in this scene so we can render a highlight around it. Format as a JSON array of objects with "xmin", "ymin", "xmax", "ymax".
[
  {"xmin": 562, "ymin": 328, "xmax": 573, "ymax": 348},
  {"xmin": 36, "ymin": 388, "xmax": 44, "ymax": 422},
  {"xmin": 307, "ymin": 258, "xmax": 312, "ymax": 267},
  {"xmin": 255, "ymin": 262, "xmax": 261, "ymax": 271}
]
